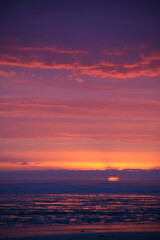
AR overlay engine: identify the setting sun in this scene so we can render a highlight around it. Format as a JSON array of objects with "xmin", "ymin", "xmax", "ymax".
[{"xmin": 107, "ymin": 177, "xmax": 120, "ymax": 182}]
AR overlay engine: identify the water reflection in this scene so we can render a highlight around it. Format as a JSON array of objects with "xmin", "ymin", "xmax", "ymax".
[{"xmin": 0, "ymin": 194, "xmax": 159, "ymax": 226}]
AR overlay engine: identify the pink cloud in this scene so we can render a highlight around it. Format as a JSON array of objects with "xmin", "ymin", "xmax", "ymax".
[
  {"xmin": 0, "ymin": 48, "xmax": 160, "ymax": 79},
  {"xmin": 142, "ymin": 53, "xmax": 160, "ymax": 61},
  {"xmin": 122, "ymin": 63, "xmax": 140, "ymax": 69}
]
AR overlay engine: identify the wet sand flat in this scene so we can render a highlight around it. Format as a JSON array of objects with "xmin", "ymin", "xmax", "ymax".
[
  {"xmin": 1, "ymin": 232, "xmax": 160, "ymax": 240},
  {"xmin": 0, "ymin": 223, "xmax": 160, "ymax": 240}
]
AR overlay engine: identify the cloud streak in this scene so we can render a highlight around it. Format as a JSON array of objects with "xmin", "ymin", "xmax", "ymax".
[
  {"xmin": 1, "ymin": 97, "xmax": 160, "ymax": 121},
  {"xmin": 0, "ymin": 45, "xmax": 89, "ymax": 54}
]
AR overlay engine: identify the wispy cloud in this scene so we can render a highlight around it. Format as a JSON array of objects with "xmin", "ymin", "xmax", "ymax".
[
  {"xmin": 0, "ymin": 70, "xmax": 15, "ymax": 76},
  {"xmin": 0, "ymin": 45, "xmax": 89, "ymax": 54},
  {"xmin": 103, "ymin": 50, "xmax": 123, "ymax": 55}
]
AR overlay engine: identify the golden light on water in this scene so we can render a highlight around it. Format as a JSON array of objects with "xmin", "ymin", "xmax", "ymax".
[{"xmin": 107, "ymin": 177, "xmax": 120, "ymax": 182}]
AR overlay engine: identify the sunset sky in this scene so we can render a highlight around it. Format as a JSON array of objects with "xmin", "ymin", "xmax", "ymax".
[{"xmin": 0, "ymin": 0, "xmax": 160, "ymax": 173}]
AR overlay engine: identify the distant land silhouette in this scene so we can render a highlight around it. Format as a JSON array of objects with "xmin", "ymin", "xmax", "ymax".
[{"xmin": 0, "ymin": 169, "xmax": 159, "ymax": 182}]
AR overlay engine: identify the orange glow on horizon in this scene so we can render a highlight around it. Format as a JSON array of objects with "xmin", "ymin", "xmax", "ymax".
[{"xmin": 0, "ymin": 150, "xmax": 159, "ymax": 171}]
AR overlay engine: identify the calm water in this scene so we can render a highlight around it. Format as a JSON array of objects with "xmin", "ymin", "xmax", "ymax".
[{"xmin": 0, "ymin": 181, "xmax": 159, "ymax": 227}]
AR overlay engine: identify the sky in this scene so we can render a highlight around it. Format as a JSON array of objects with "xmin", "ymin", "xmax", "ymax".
[{"xmin": 0, "ymin": 0, "xmax": 160, "ymax": 175}]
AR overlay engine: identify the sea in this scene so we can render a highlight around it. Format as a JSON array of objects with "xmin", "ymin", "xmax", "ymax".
[{"xmin": 0, "ymin": 180, "xmax": 159, "ymax": 227}]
